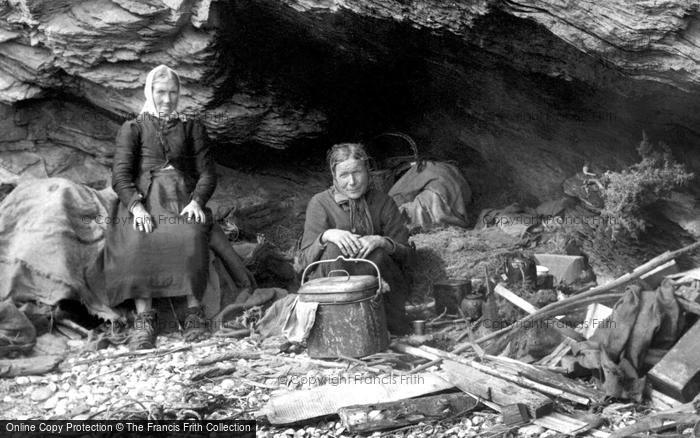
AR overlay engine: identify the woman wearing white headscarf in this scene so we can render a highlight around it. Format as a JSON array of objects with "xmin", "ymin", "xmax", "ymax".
[{"xmin": 104, "ymin": 65, "xmax": 218, "ymax": 349}]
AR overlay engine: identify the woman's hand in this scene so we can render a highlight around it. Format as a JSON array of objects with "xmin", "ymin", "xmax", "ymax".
[
  {"xmin": 180, "ymin": 200, "xmax": 206, "ymax": 223},
  {"xmin": 357, "ymin": 235, "xmax": 390, "ymax": 259},
  {"xmin": 132, "ymin": 203, "xmax": 154, "ymax": 233},
  {"xmin": 322, "ymin": 229, "xmax": 362, "ymax": 257}
]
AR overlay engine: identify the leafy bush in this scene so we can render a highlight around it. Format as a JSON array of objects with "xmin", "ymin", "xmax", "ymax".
[{"xmin": 600, "ymin": 133, "xmax": 694, "ymax": 239}]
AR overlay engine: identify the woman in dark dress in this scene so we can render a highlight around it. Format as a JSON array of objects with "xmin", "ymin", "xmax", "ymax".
[
  {"xmin": 298, "ymin": 143, "xmax": 411, "ymax": 335},
  {"xmin": 104, "ymin": 65, "xmax": 225, "ymax": 349}
]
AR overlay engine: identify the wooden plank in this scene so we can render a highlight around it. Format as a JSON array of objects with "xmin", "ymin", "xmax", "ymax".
[
  {"xmin": 533, "ymin": 412, "xmax": 607, "ymax": 437},
  {"xmin": 0, "ymin": 355, "xmax": 63, "ymax": 377},
  {"xmin": 394, "ymin": 344, "xmax": 594, "ymax": 406},
  {"xmin": 494, "ymin": 284, "xmax": 538, "ymax": 314},
  {"xmin": 609, "ymin": 413, "xmax": 700, "ymax": 438},
  {"xmin": 493, "ymin": 284, "xmax": 584, "ymax": 341},
  {"xmin": 502, "ymin": 403, "xmax": 529, "ymax": 426},
  {"xmin": 535, "ymin": 340, "xmax": 569, "ymax": 366},
  {"xmin": 420, "ymin": 345, "xmax": 600, "ymax": 402},
  {"xmin": 484, "ymin": 356, "xmax": 605, "ymax": 401},
  {"xmin": 441, "ymin": 359, "xmax": 553, "ymax": 418},
  {"xmin": 56, "ymin": 319, "xmax": 90, "ymax": 337},
  {"xmin": 639, "ymin": 259, "xmax": 678, "ymax": 288},
  {"xmin": 469, "ymin": 361, "xmax": 590, "ymax": 406},
  {"xmin": 338, "ymin": 393, "xmax": 478, "ymax": 433},
  {"xmin": 259, "ymin": 373, "xmax": 454, "ymax": 424},
  {"xmin": 648, "ymin": 319, "xmax": 700, "ymax": 402},
  {"xmin": 649, "ymin": 389, "xmax": 682, "ymax": 411}
]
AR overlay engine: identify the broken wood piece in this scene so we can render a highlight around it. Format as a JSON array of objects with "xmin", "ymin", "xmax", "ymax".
[
  {"xmin": 493, "ymin": 284, "xmax": 584, "ymax": 341},
  {"xmin": 648, "ymin": 318, "xmax": 700, "ymax": 401},
  {"xmin": 394, "ymin": 343, "xmax": 593, "ymax": 405},
  {"xmin": 53, "ymin": 324, "xmax": 82, "ymax": 340},
  {"xmin": 416, "ymin": 344, "xmax": 598, "ymax": 405},
  {"xmin": 535, "ymin": 339, "xmax": 570, "ymax": 366},
  {"xmin": 241, "ymin": 378, "xmax": 279, "ymax": 389},
  {"xmin": 0, "ymin": 355, "xmax": 63, "ymax": 377},
  {"xmin": 196, "ymin": 350, "xmax": 262, "ymax": 366},
  {"xmin": 63, "ymin": 343, "xmax": 198, "ymax": 369},
  {"xmin": 494, "ymin": 284, "xmax": 538, "ymax": 314},
  {"xmin": 258, "ymin": 373, "xmax": 454, "ymax": 424},
  {"xmin": 468, "ymin": 360, "xmax": 590, "ymax": 406},
  {"xmin": 533, "ymin": 412, "xmax": 607, "ymax": 437},
  {"xmin": 543, "ymin": 344, "xmax": 571, "ymax": 367},
  {"xmin": 265, "ymin": 354, "xmax": 351, "ymax": 369},
  {"xmin": 338, "ymin": 393, "xmax": 478, "ymax": 433},
  {"xmin": 649, "ymin": 389, "xmax": 683, "ymax": 411},
  {"xmin": 191, "ymin": 364, "xmax": 236, "ymax": 382},
  {"xmin": 639, "ymin": 259, "xmax": 678, "ymax": 289},
  {"xmin": 426, "ymin": 319, "xmax": 467, "ymax": 327},
  {"xmin": 501, "ymin": 403, "xmax": 530, "ymax": 426},
  {"xmin": 441, "ymin": 359, "xmax": 553, "ymax": 418},
  {"xmin": 484, "ymin": 354, "xmax": 605, "ymax": 401},
  {"xmin": 213, "ymin": 328, "xmax": 251, "ymax": 338},
  {"xmin": 608, "ymin": 413, "xmax": 700, "ymax": 438},
  {"xmin": 55, "ymin": 319, "xmax": 90, "ymax": 337}
]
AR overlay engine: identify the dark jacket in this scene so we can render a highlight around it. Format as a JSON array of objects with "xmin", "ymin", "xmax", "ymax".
[
  {"xmin": 112, "ymin": 115, "xmax": 216, "ymax": 210},
  {"xmin": 299, "ymin": 188, "xmax": 410, "ymax": 269}
]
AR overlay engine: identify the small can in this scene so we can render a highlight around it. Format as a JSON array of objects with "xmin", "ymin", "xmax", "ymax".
[
  {"xmin": 412, "ymin": 320, "xmax": 426, "ymax": 335},
  {"xmin": 460, "ymin": 294, "xmax": 484, "ymax": 320}
]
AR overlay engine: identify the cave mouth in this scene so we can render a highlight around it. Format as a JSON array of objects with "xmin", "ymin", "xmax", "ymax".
[
  {"xmin": 211, "ymin": 2, "xmax": 700, "ymax": 212},
  {"xmin": 0, "ymin": 0, "xmax": 697, "ymax": 257}
]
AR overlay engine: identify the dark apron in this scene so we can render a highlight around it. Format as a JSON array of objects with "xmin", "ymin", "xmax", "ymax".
[{"xmin": 104, "ymin": 167, "xmax": 210, "ymax": 306}]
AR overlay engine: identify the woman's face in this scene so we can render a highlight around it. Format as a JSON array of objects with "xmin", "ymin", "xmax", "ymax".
[
  {"xmin": 333, "ymin": 158, "xmax": 369, "ymax": 199},
  {"xmin": 152, "ymin": 78, "xmax": 179, "ymax": 116}
]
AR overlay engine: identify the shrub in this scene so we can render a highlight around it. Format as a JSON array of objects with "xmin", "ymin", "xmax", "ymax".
[{"xmin": 600, "ymin": 133, "xmax": 694, "ymax": 239}]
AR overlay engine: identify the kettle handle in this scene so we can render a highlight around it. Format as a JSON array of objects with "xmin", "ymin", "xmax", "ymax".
[{"xmin": 301, "ymin": 256, "xmax": 382, "ymax": 293}]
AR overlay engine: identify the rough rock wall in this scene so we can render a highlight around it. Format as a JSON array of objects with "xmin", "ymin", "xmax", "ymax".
[
  {"xmin": 0, "ymin": 0, "xmax": 698, "ymax": 240},
  {"xmin": 0, "ymin": 0, "xmax": 325, "ymax": 152},
  {"xmin": 279, "ymin": 0, "xmax": 700, "ymax": 91}
]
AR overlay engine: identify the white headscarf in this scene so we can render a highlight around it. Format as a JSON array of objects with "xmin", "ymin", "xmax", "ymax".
[{"xmin": 140, "ymin": 64, "xmax": 181, "ymax": 118}]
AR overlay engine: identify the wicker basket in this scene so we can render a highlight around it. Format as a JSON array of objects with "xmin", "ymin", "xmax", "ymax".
[{"xmin": 368, "ymin": 132, "xmax": 419, "ymax": 193}]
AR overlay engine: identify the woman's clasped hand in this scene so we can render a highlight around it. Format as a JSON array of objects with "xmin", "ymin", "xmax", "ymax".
[{"xmin": 321, "ymin": 229, "xmax": 390, "ymax": 259}]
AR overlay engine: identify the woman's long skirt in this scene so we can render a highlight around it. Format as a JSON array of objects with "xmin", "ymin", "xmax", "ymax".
[{"xmin": 104, "ymin": 168, "xmax": 210, "ymax": 306}]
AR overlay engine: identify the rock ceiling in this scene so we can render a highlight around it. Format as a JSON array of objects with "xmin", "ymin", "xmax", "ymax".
[{"xmin": 0, "ymin": 0, "xmax": 698, "ymax": 203}]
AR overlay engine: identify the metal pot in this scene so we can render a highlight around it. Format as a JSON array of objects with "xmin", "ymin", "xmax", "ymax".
[{"xmin": 299, "ymin": 256, "xmax": 389, "ymax": 358}]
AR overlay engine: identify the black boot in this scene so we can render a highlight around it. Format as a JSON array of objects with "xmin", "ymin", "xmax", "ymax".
[
  {"xmin": 129, "ymin": 310, "xmax": 157, "ymax": 350},
  {"xmin": 183, "ymin": 306, "xmax": 209, "ymax": 342}
]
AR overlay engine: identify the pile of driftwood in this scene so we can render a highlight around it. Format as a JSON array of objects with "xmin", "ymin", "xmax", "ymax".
[{"xmin": 258, "ymin": 241, "xmax": 700, "ymax": 436}]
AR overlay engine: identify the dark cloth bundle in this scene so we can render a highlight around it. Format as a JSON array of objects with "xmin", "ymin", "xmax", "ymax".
[{"xmin": 575, "ymin": 280, "xmax": 684, "ymax": 401}]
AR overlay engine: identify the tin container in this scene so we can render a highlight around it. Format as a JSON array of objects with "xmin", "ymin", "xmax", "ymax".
[
  {"xmin": 299, "ymin": 257, "xmax": 389, "ymax": 359},
  {"xmin": 412, "ymin": 320, "xmax": 426, "ymax": 335},
  {"xmin": 460, "ymin": 294, "xmax": 484, "ymax": 320},
  {"xmin": 433, "ymin": 279, "xmax": 471, "ymax": 315}
]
